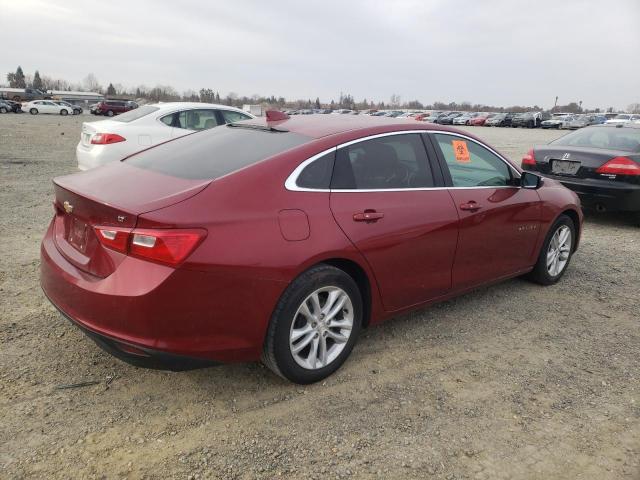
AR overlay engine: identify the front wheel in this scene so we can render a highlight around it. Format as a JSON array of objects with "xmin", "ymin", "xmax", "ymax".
[
  {"xmin": 106, "ymin": 110, "xmax": 114, "ymax": 117},
  {"xmin": 526, "ymin": 215, "xmax": 575, "ymax": 285},
  {"xmin": 60, "ymin": 109, "xmax": 68, "ymax": 116},
  {"xmin": 0, "ymin": 107, "xmax": 7, "ymax": 114},
  {"xmin": 30, "ymin": 108, "xmax": 38, "ymax": 115},
  {"xmin": 262, "ymin": 264, "xmax": 362, "ymax": 384}
]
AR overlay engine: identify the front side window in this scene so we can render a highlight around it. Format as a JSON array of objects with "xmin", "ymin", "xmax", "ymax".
[
  {"xmin": 221, "ymin": 110, "xmax": 252, "ymax": 123},
  {"xmin": 434, "ymin": 134, "xmax": 512, "ymax": 187},
  {"xmin": 332, "ymin": 134, "xmax": 434, "ymax": 189}
]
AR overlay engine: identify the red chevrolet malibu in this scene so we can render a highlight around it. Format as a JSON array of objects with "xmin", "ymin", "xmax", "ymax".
[{"xmin": 41, "ymin": 113, "xmax": 582, "ymax": 384}]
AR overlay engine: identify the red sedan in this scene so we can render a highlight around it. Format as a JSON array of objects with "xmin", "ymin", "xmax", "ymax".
[
  {"xmin": 469, "ymin": 114, "xmax": 493, "ymax": 126},
  {"xmin": 41, "ymin": 113, "xmax": 582, "ymax": 384}
]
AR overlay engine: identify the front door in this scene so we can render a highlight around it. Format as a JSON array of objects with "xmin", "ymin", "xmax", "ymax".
[
  {"xmin": 329, "ymin": 132, "xmax": 459, "ymax": 311},
  {"xmin": 430, "ymin": 133, "xmax": 541, "ymax": 290}
]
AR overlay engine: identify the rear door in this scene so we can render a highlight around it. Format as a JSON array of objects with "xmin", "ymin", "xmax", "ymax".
[
  {"xmin": 329, "ymin": 132, "xmax": 459, "ymax": 311},
  {"xmin": 430, "ymin": 132, "xmax": 541, "ymax": 290}
]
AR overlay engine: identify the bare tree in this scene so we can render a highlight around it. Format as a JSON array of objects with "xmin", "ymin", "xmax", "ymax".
[{"xmin": 82, "ymin": 73, "xmax": 102, "ymax": 93}]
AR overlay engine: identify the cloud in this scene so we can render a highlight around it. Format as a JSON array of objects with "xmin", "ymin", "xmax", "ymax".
[{"xmin": 0, "ymin": 0, "xmax": 638, "ymax": 109}]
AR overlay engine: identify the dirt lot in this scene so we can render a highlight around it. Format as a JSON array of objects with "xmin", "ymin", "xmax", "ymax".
[{"xmin": 1, "ymin": 114, "xmax": 638, "ymax": 480}]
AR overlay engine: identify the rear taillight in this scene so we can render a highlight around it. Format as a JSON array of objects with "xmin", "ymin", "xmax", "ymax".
[
  {"xmin": 522, "ymin": 149, "xmax": 536, "ymax": 166},
  {"xmin": 94, "ymin": 226, "xmax": 206, "ymax": 266},
  {"xmin": 595, "ymin": 157, "xmax": 640, "ymax": 176},
  {"xmin": 129, "ymin": 229, "xmax": 206, "ymax": 266},
  {"xmin": 94, "ymin": 226, "xmax": 131, "ymax": 253},
  {"xmin": 91, "ymin": 133, "xmax": 126, "ymax": 145}
]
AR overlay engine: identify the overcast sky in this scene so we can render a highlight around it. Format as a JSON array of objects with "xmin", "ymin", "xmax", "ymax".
[{"xmin": 1, "ymin": 0, "xmax": 638, "ymax": 109}]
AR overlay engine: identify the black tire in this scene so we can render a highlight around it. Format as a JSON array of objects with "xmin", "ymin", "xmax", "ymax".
[
  {"xmin": 30, "ymin": 108, "xmax": 38, "ymax": 115},
  {"xmin": 106, "ymin": 110, "xmax": 114, "ymax": 117},
  {"xmin": 0, "ymin": 107, "xmax": 7, "ymax": 114},
  {"xmin": 526, "ymin": 214, "xmax": 576, "ymax": 285},
  {"xmin": 60, "ymin": 109, "xmax": 68, "ymax": 116},
  {"xmin": 262, "ymin": 264, "xmax": 363, "ymax": 384},
  {"xmin": 13, "ymin": 96, "xmax": 21, "ymax": 101}
]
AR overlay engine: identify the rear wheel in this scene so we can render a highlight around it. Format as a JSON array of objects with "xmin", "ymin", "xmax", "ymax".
[
  {"xmin": 526, "ymin": 215, "xmax": 575, "ymax": 285},
  {"xmin": 262, "ymin": 264, "xmax": 362, "ymax": 384},
  {"xmin": 30, "ymin": 108, "xmax": 38, "ymax": 115}
]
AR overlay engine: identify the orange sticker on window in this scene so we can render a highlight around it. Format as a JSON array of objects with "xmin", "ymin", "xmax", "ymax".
[{"xmin": 452, "ymin": 140, "xmax": 470, "ymax": 163}]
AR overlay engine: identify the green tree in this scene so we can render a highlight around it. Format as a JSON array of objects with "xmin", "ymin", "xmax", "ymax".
[
  {"xmin": 106, "ymin": 83, "xmax": 116, "ymax": 96},
  {"xmin": 9, "ymin": 66, "xmax": 26, "ymax": 88},
  {"xmin": 315, "ymin": 97, "xmax": 321, "ymax": 109},
  {"xmin": 33, "ymin": 70, "xmax": 43, "ymax": 90}
]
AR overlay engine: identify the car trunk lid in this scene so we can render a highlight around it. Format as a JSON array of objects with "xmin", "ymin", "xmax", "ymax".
[
  {"xmin": 52, "ymin": 163, "xmax": 211, "ymax": 277},
  {"xmin": 533, "ymin": 145, "xmax": 639, "ymax": 180}
]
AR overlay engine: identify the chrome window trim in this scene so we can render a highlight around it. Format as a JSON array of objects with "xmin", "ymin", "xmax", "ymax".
[{"xmin": 284, "ymin": 130, "xmax": 520, "ymax": 193}]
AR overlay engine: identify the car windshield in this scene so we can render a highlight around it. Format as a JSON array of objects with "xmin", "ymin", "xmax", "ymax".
[
  {"xmin": 126, "ymin": 124, "xmax": 310, "ymax": 179},
  {"xmin": 112, "ymin": 105, "xmax": 160, "ymax": 123},
  {"xmin": 551, "ymin": 127, "xmax": 640, "ymax": 152}
]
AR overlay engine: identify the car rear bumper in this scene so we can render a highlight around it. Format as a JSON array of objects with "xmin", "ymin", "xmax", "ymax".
[
  {"xmin": 40, "ymin": 218, "xmax": 287, "ymax": 367},
  {"xmin": 538, "ymin": 174, "xmax": 640, "ymax": 212}
]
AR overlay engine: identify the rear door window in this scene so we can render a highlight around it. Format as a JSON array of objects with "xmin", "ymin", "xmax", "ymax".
[
  {"xmin": 433, "ymin": 133, "xmax": 513, "ymax": 187},
  {"xmin": 332, "ymin": 134, "xmax": 434, "ymax": 189},
  {"xmin": 174, "ymin": 109, "xmax": 222, "ymax": 130}
]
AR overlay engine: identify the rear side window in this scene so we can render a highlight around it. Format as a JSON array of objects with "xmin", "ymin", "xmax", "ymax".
[
  {"xmin": 434, "ymin": 134, "xmax": 512, "ymax": 187},
  {"xmin": 296, "ymin": 151, "xmax": 335, "ymax": 189},
  {"xmin": 113, "ymin": 105, "xmax": 159, "ymax": 123},
  {"xmin": 127, "ymin": 125, "xmax": 310, "ymax": 180},
  {"xmin": 221, "ymin": 110, "xmax": 252, "ymax": 123},
  {"xmin": 552, "ymin": 127, "xmax": 640, "ymax": 152},
  {"xmin": 332, "ymin": 134, "xmax": 434, "ymax": 189}
]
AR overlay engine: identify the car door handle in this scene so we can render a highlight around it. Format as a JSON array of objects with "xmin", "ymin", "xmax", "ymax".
[
  {"xmin": 353, "ymin": 210, "xmax": 384, "ymax": 222},
  {"xmin": 459, "ymin": 201, "xmax": 482, "ymax": 212}
]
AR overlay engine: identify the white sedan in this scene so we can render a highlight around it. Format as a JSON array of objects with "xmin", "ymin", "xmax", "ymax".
[
  {"xmin": 76, "ymin": 102, "xmax": 255, "ymax": 170},
  {"xmin": 23, "ymin": 100, "xmax": 74, "ymax": 115}
]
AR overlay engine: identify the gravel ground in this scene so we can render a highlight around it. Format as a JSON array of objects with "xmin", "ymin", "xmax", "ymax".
[{"xmin": 1, "ymin": 114, "xmax": 638, "ymax": 479}]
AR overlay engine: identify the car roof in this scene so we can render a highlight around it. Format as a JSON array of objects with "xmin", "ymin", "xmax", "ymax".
[
  {"xmin": 591, "ymin": 123, "xmax": 640, "ymax": 130},
  {"xmin": 233, "ymin": 114, "xmax": 464, "ymax": 140},
  {"xmin": 143, "ymin": 102, "xmax": 248, "ymax": 113}
]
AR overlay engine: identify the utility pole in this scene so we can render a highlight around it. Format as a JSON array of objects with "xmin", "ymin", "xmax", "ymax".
[{"xmin": 554, "ymin": 96, "xmax": 558, "ymax": 110}]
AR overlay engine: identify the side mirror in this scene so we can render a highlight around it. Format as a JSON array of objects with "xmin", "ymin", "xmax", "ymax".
[{"xmin": 521, "ymin": 171, "xmax": 543, "ymax": 189}]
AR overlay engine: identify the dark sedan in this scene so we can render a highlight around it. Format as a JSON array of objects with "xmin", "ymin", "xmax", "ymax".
[
  {"xmin": 437, "ymin": 112, "xmax": 463, "ymax": 125},
  {"xmin": 0, "ymin": 99, "xmax": 23, "ymax": 113},
  {"xmin": 522, "ymin": 124, "xmax": 640, "ymax": 225}
]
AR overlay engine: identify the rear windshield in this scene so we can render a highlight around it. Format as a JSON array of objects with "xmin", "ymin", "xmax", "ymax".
[
  {"xmin": 551, "ymin": 127, "xmax": 640, "ymax": 152},
  {"xmin": 113, "ymin": 105, "xmax": 159, "ymax": 123},
  {"xmin": 126, "ymin": 125, "xmax": 310, "ymax": 179}
]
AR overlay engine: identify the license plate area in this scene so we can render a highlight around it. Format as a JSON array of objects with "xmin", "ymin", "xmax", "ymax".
[
  {"xmin": 68, "ymin": 217, "xmax": 88, "ymax": 253},
  {"xmin": 551, "ymin": 159, "xmax": 581, "ymax": 175},
  {"xmin": 82, "ymin": 132, "xmax": 92, "ymax": 146}
]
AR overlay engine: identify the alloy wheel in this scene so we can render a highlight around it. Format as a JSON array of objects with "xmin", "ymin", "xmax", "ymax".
[
  {"xmin": 547, "ymin": 225, "xmax": 572, "ymax": 277},
  {"xmin": 289, "ymin": 286, "xmax": 354, "ymax": 370}
]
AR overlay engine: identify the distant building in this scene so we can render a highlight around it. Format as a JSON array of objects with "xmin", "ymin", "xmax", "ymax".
[{"xmin": 48, "ymin": 90, "xmax": 104, "ymax": 106}]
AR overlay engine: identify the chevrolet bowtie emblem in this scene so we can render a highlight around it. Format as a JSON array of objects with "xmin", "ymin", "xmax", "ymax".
[{"xmin": 63, "ymin": 201, "xmax": 73, "ymax": 214}]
